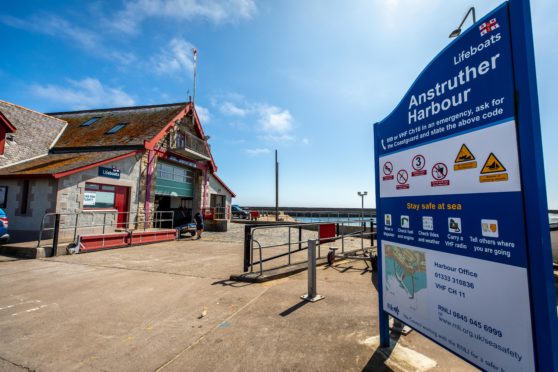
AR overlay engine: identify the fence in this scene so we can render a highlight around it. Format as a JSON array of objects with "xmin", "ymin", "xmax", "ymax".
[
  {"xmin": 243, "ymin": 218, "xmax": 376, "ymax": 275},
  {"xmin": 236, "ymin": 209, "xmax": 376, "ymax": 225},
  {"xmin": 202, "ymin": 206, "xmax": 228, "ymax": 220},
  {"xmin": 37, "ymin": 210, "xmax": 175, "ymax": 247}
]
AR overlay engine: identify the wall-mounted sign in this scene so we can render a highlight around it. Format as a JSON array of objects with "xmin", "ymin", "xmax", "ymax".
[
  {"xmin": 98, "ymin": 166, "xmax": 120, "ymax": 179},
  {"xmin": 167, "ymin": 155, "xmax": 197, "ymax": 169},
  {"xmin": 374, "ymin": 2, "xmax": 557, "ymax": 370},
  {"xmin": 83, "ymin": 192, "xmax": 96, "ymax": 206}
]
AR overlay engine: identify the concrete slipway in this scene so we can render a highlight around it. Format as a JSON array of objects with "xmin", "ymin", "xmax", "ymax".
[{"xmin": 0, "ymin": 236, "xmax": 483, "ymax": 371}]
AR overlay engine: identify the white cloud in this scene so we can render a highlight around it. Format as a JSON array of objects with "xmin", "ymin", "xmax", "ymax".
[
  {"xmin": 227, "ymin": 121, "xmax": 249, "ymax": 130},
  {"xmin": 227, "ymin": 139, "xmax": 246, "ymax": 144},
  {"xmin": 108, "ymin": 0, "xmax": 257, "ymax": 34},
  {"xmin": 30, "ymin": 78, "xmax": 135, "ymax": 110},
  {"xmin": 213, "ymin": 95, "xmax": 297, "ymax": 142},
  {"xmin": 220, "ymin": 101, "xmax": 247, "ymax": 116},
  {"xmin": 1, "ymin": 14, "xmax": 97, "ymax": 49},
  {"xmin": 258, "ymin": 133, "xmax": 295, "ymax": 142},
  {"xmin": 196, "ymin": 105, "xmax": 210, "ymax": 123},
  {"xmin": 302, "ymin": 138, "xmax": 310, "ymax": 145},
  {"xmin": 257, "ymin": 105, "xmax": 293, "ymax": 133},
  {"xmin": 152, "ymin": 38, "xmax": 195, "ymax": 75},
  {"xmin": 246, "ymin": 148, "xmax": 270, "ymax": 156},
  {"xmin": 0, "ymin": 14, "xmax": 135, "ymax": 64}
]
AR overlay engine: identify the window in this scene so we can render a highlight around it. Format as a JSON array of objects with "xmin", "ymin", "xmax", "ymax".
[
  {"xmin": 157, "ymin": 163, "xmax": 193, "ymax": 184},
  {"xmin": 80, "ymin": 117, "xmax": 101, "ymax": 127},
  {"xmin": 105, "ymin": 123, "xmax": 127, "ymax": 134},
  {"xmin": 84, "ymin": 183, "xmax": 116, "ymax": 209},
  {"xmin": 0, "ymin": 186, "xmax": 7, "ymax": 208},
  {"xmin": 20, "ymin": 180, "xmax": 29, "ymax": 215}
]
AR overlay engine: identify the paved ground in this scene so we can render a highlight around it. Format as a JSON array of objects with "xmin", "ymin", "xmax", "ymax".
[
  {"xmin": 203, "ymin": 222, "xmax": 374, "ymax": 274},
  {"xmin": 0, "ymin": 237, "xmax": 475, "ymax": 372}
]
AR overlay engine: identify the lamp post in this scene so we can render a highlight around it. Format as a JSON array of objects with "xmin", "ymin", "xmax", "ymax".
[
  {"xmin": 357, "ymin": 191, "xmax": 368, "ymax": 226},
  {"xmin": 449, "ymin": 7, "xmax": 476, "ymax": 38}
]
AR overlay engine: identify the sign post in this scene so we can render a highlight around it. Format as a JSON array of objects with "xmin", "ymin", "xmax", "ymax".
[{"xmin": 373, "ymin": 1, "xmax": 557, "ymax": 370}]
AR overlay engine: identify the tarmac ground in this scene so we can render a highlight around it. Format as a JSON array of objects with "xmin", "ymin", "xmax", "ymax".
[{"xmin": 0, "ymin": 235, "xmax": 477, "ymax": 372}]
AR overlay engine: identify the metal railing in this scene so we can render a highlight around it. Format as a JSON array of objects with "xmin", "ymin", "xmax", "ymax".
[
  {"xmin": 239, "ymin": 209, "xmax": 377, "ymax": 225},
  {"xmin": 243, "ymin": 218, "xmax": 376, "ymax": 275},
  {"xmin": 203, "ymin": 206, "xmax": 228, "ymax": 220},
  {"xmin": 184, "ymin": 132, "xmax": 209, "ymax": 156},
  {"xmin": 37, "ymin": 210, "xmax": 175, "ymax": 247}
]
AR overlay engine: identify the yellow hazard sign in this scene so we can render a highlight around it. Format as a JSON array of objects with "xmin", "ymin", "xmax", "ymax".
[
  {"xmin": 455, "ymin": 144, "xmax": 475, "ymax": 163},
  {"xmin": 480, "ymin": 153, "xmax": 506, "ymax": 174},
  {"xmin": 454, "ymin": 144, "xmax": 477, "ymax": 171}
]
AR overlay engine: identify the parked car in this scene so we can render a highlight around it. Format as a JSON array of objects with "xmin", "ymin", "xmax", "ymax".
[
  {"xmin": 0, "ymin": 209, "xmax": 9, "ymax": 243},
  {"xmin": 231, "ymin": 205, "xmax": 250, "ymax": 219}
]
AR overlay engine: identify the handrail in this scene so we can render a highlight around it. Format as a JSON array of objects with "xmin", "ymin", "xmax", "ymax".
[
  {"xmin": 247, "ymin": 218, "xmax": 376, "ymax": 274},
  {"xmin": 243, "ymin": 209, "xmax": 376, "ymax": 223},
  {"xmin": 37, "ymin": 210, "xmax": 175, "ymax": 247}
]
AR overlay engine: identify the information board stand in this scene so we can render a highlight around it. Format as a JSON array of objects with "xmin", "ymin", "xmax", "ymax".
[{"xmin": 373, "ymin": 1, "xmax": 557, "ymax": 370}]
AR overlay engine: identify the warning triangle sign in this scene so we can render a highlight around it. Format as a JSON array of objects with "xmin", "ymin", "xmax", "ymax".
[
  {"xmin": 481, "ymin": 153, "xmax": 506, "ymax": 174},
  {"xmin": 454, "ymin": 144, "xmax": 475, "ymax": 163}
]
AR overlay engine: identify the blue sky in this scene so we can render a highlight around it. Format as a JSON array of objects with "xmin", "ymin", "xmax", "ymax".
[{"xmin": 1, "ymin": 0, "xmax": 556, "ymax": 208}]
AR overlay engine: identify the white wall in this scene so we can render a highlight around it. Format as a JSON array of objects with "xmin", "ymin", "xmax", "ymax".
[{"xmin": 207, "ymin": 174, "xmax": 233, "ymax": 220}]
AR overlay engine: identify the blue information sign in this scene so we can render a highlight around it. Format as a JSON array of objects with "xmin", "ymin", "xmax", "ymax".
[
  {"xmin": 374, "ymin": 2, "xmax": 558, "ymax": 370},
  {"xmin": 98, "ymin": 166, "xmax": 121, "ymax": 179}
]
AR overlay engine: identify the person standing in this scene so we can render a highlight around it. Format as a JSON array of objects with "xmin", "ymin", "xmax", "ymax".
[{"xmin": 194, "ymin": 212, "xmax": 204, "ymax": 240}]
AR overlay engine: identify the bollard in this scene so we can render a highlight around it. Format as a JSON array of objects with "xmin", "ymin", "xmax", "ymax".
[
  {"xmin": 288, "ymin": 226, "xmax": 291, "ymax": 265},
  {"xmin": 243, "ymin": 225, "xmax": 251, "ymax": 272},
  {"xmin": 52, "ymin": 213, "xmax": 60, "ymax": 257},
  {"xmin": 298, "ymin": 226, "xmax": 302, "ymax": 251},
  {"xmin": 301, "ymin": 240, "xmax": 325, "ymax": 302}
]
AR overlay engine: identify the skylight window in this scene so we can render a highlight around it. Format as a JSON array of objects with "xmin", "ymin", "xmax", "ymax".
[
  {"xmin": 105, "ymin": 123, "xmax": 127, "ymax": 134},
  {"xmin": 80, "ymin": 117, "xmax": 101, "ymax": 127}
]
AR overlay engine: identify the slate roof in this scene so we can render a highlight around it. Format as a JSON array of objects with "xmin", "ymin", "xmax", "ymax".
[
  {"xmin": 0, "ymin": 101, "xmax": 234, "ymax": 192},
  {"xmin": 0, "ymin": 150, "xmax": 136, "ymax": 178},
  {"xmin": 0, "ymin": 100, "xmax": 67, "ymax": 167},
  {"xmin": 49, "ymin": 102, "xmax": 189, "ymax": 149}
]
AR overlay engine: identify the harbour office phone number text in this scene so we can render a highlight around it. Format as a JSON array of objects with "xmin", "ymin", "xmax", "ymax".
[{"xmin": 435, "ymin": 272, "xmax": 475, "ymax": 289}]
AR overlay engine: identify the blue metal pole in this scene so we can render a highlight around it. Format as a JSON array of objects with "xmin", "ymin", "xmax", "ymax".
[
  {"xmin": 374, "ymin": 122, "xmax": 390, "ymax": 347},
  {"xmin": 508, "ymin": 0, "xmax": 558, "ymax": 370}
]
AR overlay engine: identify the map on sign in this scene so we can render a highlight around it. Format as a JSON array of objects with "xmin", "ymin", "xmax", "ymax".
[{"xmin": 384, "ymin": 245, "xmax": 427, "ymax": 299}]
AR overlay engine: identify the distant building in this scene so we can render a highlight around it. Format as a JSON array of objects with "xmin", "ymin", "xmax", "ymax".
[{"xmin": 0, "ymin": 101, "xmax": 234, "ymax": 243}]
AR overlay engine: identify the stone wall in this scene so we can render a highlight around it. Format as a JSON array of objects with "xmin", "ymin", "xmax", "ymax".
[
  {"xmin": 193, "ymin": 169, "xmax": 206, "ymax": 215},
  {"xmin": 56, "ymin": 155, "xmax": 141, "ymax": 244},
  {"xmin": 137, "ymin": 150, "xmax": 157, "ymax": 226},
  {"xmin": 0, "ymin": 178, "xmax": 57, "ymax": 242}
]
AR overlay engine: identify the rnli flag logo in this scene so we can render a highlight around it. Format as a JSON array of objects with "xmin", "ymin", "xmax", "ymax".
[{"xmin": 479, "ymin": 18, "xmax": 499, "ymax": 36}]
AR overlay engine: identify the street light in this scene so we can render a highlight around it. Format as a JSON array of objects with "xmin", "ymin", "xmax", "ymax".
[
  {"xmin": 357, "ymin": 191, "xmax": 368, "ymax": 224},
  {"xmin": 449, "ymin": 7, "xmax": 476, "ymax": 38}
]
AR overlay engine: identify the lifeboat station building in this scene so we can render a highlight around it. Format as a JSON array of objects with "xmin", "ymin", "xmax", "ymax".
[{"xmin": 0, "ymin": 100, "xmax": 235, "ymax": 246}]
